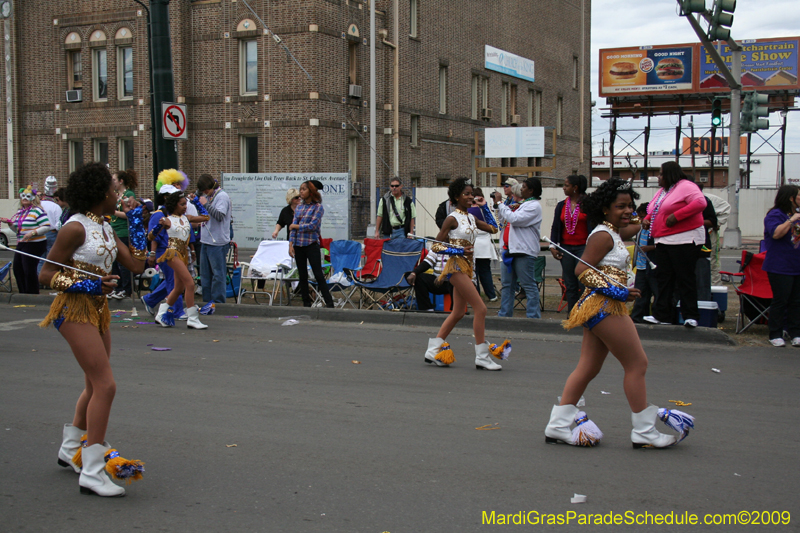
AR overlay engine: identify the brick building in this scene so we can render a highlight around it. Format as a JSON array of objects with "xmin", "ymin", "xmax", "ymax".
[{"xmin": 1, "ymin": 0, "xmax": 590, "ymax": 234}]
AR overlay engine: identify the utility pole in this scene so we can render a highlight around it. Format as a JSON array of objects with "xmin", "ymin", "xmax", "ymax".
[
  {"xmin": 368, "ymin": 0, "xmax": 376, "ymax": 233},
  {"xmin": 2, "ymin": 0, "xmax": 15, "ymax": 199}
]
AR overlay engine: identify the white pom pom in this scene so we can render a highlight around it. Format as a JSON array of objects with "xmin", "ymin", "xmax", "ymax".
[
  {"xmin": 658, "ymin": 408, "xmax": 695, "ymax": 442},
  {"xmin": 571, "ymin": 411, "xmax": 603, "ymax": 447}
]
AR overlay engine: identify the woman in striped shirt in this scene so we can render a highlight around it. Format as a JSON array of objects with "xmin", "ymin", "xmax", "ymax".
[{"xmin": 2, "ymin": 185, "xmax": 50, "ymax": 293}]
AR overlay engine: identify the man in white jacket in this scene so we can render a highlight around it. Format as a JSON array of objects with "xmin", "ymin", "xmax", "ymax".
[{"xmin": 494, "ymin": 177, "xmax": 543, "ymax": 318}]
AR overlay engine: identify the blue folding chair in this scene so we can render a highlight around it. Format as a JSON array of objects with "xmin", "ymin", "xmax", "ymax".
[
  {"xmin": 0, "ymin": 261, "xmax": 11, "ymax": 293},
  {"xmin": 310, "ymin": 240, "xmax": 362, "ymax": 308},
  {"xmin": 345, "ymin": 238, "xmax": 423, "ymax": 310}
]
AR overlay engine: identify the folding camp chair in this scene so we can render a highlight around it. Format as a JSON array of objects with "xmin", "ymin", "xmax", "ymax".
[
  {"xmin": 345, "ymin": 238, "xmax": 423, "ymax": 310},
  {"xmin": 514, "ymin": 255, "xmax": 546, "ymax": 312},
  {"xmin": 238, "ymin": 241, "xmax": 294, "ymax": 305},
  {"xmin": 350, "ymin": 237, "xmax": 386, "ymax": 281},
  {"xmin": 720, "ymin": 250, "xmax": 772, "ymax": 334},
  {"xmin": 308, "ymin": 240, "xmax": 362, "ymax": 308},
  {"xmin": 224, "ymin": 241, "xmax": 240, "ymax": 300},
  {"xmin": 0, "ymin": 261, "xmax": 12, "ymax": 293}
]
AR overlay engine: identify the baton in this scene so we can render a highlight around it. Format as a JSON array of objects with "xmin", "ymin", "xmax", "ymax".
[
  {"xmin": 0, "ymin": 243, "xmax": 107, "ymax": 280},
  {"xmin": 542, "ymin": 237, "xmax": 626, "ymax": 288},
  {"xmin": 406, "ymin": 234, "xmax": 464, "ymax": 249},
  {"xmin": 633, "ymin": 229, "xmax": 657, "ymax": 270}
]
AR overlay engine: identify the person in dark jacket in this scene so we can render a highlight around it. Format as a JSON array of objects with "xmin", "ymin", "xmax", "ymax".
[{"xmin": 549, "ymin": 175, "xmax": 590, "ymax": 313}]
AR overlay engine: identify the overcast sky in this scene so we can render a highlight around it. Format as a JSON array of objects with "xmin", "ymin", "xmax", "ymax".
[{"xmin": 590, "ymin": 0, "xmax": 800, "ymax": 156}]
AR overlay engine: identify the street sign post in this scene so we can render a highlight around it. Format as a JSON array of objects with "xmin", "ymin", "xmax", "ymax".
[{"xmin": 161, "ymin": 102, "xmax": 187, "ymax": 140}]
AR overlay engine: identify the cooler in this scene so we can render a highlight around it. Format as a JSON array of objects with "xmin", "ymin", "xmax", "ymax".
[{"xmin": 711, "ymin": 285, "xmax": 728, "ymax": 313}]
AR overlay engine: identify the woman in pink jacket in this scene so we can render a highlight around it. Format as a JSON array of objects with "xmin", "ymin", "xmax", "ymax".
[{"xmin": 642, "ymin": 162, "xmax": 707, "ymax": 327}]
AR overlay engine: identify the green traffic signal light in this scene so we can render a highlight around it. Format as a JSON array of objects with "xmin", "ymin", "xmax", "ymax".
[
  {"xmin": 711, "ymin": 98, "xmax": 723, "ymax": 127},
  {"xmin": 708, "ymin": 0, "xmax": 736, "ymax": 41}
]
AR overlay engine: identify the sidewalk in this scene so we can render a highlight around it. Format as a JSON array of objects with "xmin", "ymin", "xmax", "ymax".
[{"xmin": 2, "ymin": 290, "xmax": 736, "ymax": 347}]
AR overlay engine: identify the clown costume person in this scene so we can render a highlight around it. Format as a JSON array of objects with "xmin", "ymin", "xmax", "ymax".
[
  {"xmin": 39, "ymin": 162, "xmax": 147, "ymax": 496},
  {"xmin": 424, "ymin": 177, "xmax": 512, "ymax": 370},
  {"xmin": 151, "ymin": 190, "xmax": 208, "ymax": 329},
  {"xmin": 544, "ymin": 178, "xmax": 695, "ymax": 448}
]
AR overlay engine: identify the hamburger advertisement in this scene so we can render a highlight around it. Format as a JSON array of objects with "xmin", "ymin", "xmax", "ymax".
[{"xmin": 600, "ymin": 45, "xmax": 694, "ymax": 96}]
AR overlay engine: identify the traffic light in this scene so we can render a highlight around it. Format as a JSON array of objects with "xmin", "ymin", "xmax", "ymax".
[
  {"xmin": 679, "ymin": 0, "xmax": 706, "ymax": 15},
  {"xmin": 711, "ymin": 97, "xmax": 723, "ymax": 127},
  {"xmin": 741, "ymin": 92, "xmax": 769, "ymax": 133},
  {"xmin": 708, "ymin": 0, "xmax": 736, "ymax": 41}
]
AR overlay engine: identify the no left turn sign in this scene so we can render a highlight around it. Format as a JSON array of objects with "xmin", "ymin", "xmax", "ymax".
[{"xmin": 161, "ymin": 102, "xmax": 187, "ymax": 140}]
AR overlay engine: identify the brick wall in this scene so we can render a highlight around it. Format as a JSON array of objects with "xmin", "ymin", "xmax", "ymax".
[{"xmin": 4, "ymin": 0, "xmax": 591, "ymax": 236}]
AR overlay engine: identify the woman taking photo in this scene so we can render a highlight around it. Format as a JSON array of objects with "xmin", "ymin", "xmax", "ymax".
[
  {"xmin": 549, "ymin": 175, "xmax": 590, "ymax": 313},
  {"xmin": 289, "ymin": 181, "xmax": 334, "ymax": 308},
  {"xmin": 494, "ymin": 177, "xmax": 543, "ymax": 319},
  {"xmin": 762, "ymin": 184, "xmax": 800, "ymax": 347},
  {"xmin": 468, "ymin": 186, "xmax": 499, "ymax": 301},
  {"xmin": 424, "ymin": 177, "xmax": 510, "ymax": 371},
  {"xmin": 39, "ymin": 162, "xmax": 146, "ymax": 496},
  {"xmin": 272, "ymin": 188, "xmax": 301, "ymax": 239},
  {"xmin": 2, "ymin": 185, "xmax": 50, "ymax": 294},
  {"xmin": 545, "ymin": 178, "xmax": 694, "ymax": 448},
  {"xmin": 108, "ymin": 169, "xmax": 138, "ymax": 300},
  {"xmin": 152, "ymin": 191, "xmax": 207, "ymax": 330},
  {"xmin": 642, "ymin": 161, "xmax": 706, "ymax": 327}
]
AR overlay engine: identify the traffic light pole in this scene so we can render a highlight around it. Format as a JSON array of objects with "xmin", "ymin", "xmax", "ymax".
[
  {"xmin": 682, "ymin": 9, "xmax": 742, "ymax": 247},
  {"xmin": 149, "ymin": 0, "xmax": 178, "ymax": 186},
  {"xmin": 727, "ymin": 52, "xmax": 741, "ymax": 248}
]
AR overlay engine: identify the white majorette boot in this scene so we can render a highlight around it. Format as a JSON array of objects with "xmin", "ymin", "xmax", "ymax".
[
  {"xmin": 545, "ymin": 404, "xmax": 603, "ymax": 446},
  {"xmin": 631, "ymin": 405, "xmax": 678, "ymax": 449},
  {"xmin": 474, "ymin": 342, "xmax": 502, "ymax": 371},
  {"xmin": 155, "ymin": 302, "xmax": 172, "ymax": 327},
  {"xmin": 78, "ymin": 443, "xmax": 125, "ymax": 497},
  {"xmin": 57, "ymin": 424, "xmax": 84, "ymax": 473},
  {"xmin": 423, "ymin": 338, "xmax": 453, "ymax": 366},
  {"xmin": 186, "ymin": 305, "xmax": 208, "ymax": 330}
]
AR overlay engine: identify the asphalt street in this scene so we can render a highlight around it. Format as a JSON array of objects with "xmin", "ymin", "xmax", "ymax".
[{"xmin": 1, "ymin": 303, "xmax": 798, "ymax": 532}]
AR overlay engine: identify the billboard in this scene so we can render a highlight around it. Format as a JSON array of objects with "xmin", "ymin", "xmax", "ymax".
[
  {"xmin": 599, "ymin": 37, "xmax": 800, "ymax": 98},
  {"xmin": 485, "ymin": 127, "xmax": 545, "ymax": 158},
  {"xmin": 223, "ymin": 173, "xmax": 350, "ymax": 245},
  {"xmin": 599, "ymin": 45, "xmax": 695, "ymax": 96},
  {"xmin": 699, "ymin": 38, "xmax": 799, "ymax": 92}
]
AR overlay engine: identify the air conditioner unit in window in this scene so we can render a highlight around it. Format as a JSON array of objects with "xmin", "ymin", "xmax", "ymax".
[
  {"xmin": 481, "ymin": 108, "xmax": 492, "ymax": 120},
  {"xmin": 699, "ymin": 176, "xmax": 708, "ymax": 183},
  {"xmin": 510, "ymin": 114, "xmax": 521, "ymax": 125},
  {"xmin": 349, "ymin": 84, "xmax": 363, "ymax": 98},
  {"xmin": 66, "ymin": 90, "xmax": 82, "ymax": 103}
]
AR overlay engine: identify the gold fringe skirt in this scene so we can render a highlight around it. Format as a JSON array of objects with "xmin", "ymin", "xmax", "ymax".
[
  {"xmin": 157, "ymin": 246, "xmax": 188, "ymax": 265},
  {"xmin": 562, "ymin": 266, "xmax": 629, "ymax": 331},
  {"xmin": 437, "ymin": 254, "xmax": 474, "ymax": 283},
  {"xmin": 40, "ymin": 293, "xmax": 111, "ymax": 334}
]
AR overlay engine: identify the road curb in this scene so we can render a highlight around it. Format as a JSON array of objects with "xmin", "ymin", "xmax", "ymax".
[{"xmin": 0, "ymin": 294, "xmax": 736, "ymax": 346}]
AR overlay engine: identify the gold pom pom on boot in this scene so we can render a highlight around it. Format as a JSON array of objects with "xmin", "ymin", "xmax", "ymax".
[{"xmin": 423, "ymin": 338, "xmax": 454, "ymax": 366}]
